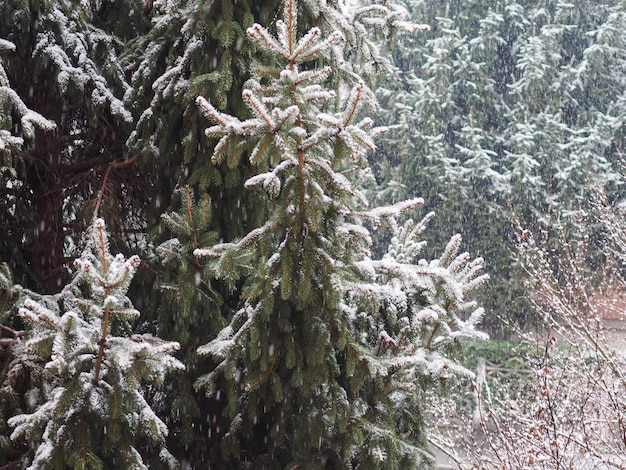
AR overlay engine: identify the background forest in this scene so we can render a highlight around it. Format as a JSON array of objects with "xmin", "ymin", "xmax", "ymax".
[{"xmin": 0, "ymin": 0, "xmax": 625, "ymax": 468}]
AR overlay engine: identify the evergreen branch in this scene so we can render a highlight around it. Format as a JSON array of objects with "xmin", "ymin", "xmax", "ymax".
[
  {"xmin": 196, "ymin": 96, "xmax": 239, "ymax": 128},
  {"xmin": 300, "ymin": 125, "xmax": 339, "ymax": 154},
  {"xmin": 197, "ymin": 305, "xmax": 257, "ymax": 360},
  {"xmin": 425, "ymin": 323, "xmax": 441, "ymax": 350},
  {"xmin": 301, "ymin": 84, "xmax": 335, "ymax": 102},
  {"xmin": 439, "ymin": 234, "xmax": 462, "ymax": 268},
  {"xmin": 20, "ymin": 299, "xmax": 61, "ymax": 329},
  {"xmin": 246, "ymin": 366, "xmax": 274, "ymax": 392},
  {"xmin": 250, "ymin": 135, "xmax": 273, "ymax": 166},
  {"xmin": 183, "ymin": 187, "xmax": 201, "ymax": 266},
  {"xmin": 211, "ymin": 135, "xmax": 231, "ymax": 164},
  {"xmin": 298, "ymin": 31, "xmax": 344, "ymax": 62},
  {"xmin": 360, "ymin": 198, "xmax": 424, "ymax": 225},
  {"xmin": 243, "ymin": 89, "xmax": 275, "ymax": 128},
  {"xmin": 285, "ymin": 0, "xmax": 295, "ymax": 57},
  {"xmin": 291, "ymin": 27, "xmax": 322, "ymax": 61},
  {"xmin": 247, "ymin": 24, "xmax": 286, "ymax": 58},
  {"xmin": 196, "ymin": 220, "xmax": 275, "ymax": 258},
  {"xmin": 394, "ymin": 327, "xmax": 408, "ymax": 355},
  {"xmin": 348, "ymin": 123, "xmax": 377, "ymax": 151},
  {"xmin": 0, "ymin": 86, "xmax": 57, "ymax": 138},
  {"xmin": 343, "ymin": 83, "xmax": 364, "ymax": 127},
  {"xmin": 93, "ymin": 154, "xmax": 138, "ymax": 220}
]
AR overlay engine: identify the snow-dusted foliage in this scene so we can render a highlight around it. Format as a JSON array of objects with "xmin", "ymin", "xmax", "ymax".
[
  {"xmin": 348, "ymin": 217, "xmax": 487, "ymax": 379},
  {"xmin": 0, "ymin": 39, "xmax": 55, "ymax": 159},
  {"xmin": 6, "ymin": 219, "xmax": 183, "ymax": 469},
  {"xmin": 3, "ymin": 0, "xmax": 132, "ymax": 130},
  {"xmin": 192, "ymin": 1, "xmax": 487, "ymax": 466},
  {"xmin": 29, "ymin": 3, "xmax": 132, "ymax": 123},
  {"xmin": 119, "ymin": 0, "xmax": 444, "ymax": 464},
  {"xmin": 0, "ymin": 0, "xmax": 493, "ymax": 466},
  {"xmin": 126, "ymin": 0, "xmax": 425, "ymax": 164},
  {"xmin": 377, "ymin": 0, "xmax": 626, "ymax": 206},
  {"xmin": 341, "ymin": 215, "xmax": 487, "ymax": 463},
  {"xmin": 371, "ymin": 0, "xmax": 626, "ymax": 331}
]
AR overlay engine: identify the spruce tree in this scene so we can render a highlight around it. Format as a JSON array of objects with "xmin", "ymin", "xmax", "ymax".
[
  {"xmin": 190, "ymin": 0, "xmax": 487, "ymax": 466},
  {"xmin": 5, "ymin": 219, "xmax": 183, "ymax": 468},
  {"xmin": 134, "ymin": 0, "xmax": 433, "ymax": 463}
]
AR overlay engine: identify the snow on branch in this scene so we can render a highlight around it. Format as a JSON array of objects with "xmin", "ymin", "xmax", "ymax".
[
  {"xmin": 31, "ymin": 6, "xmax": 132, "ymax": 123},
  {"xmin": 8, "ymin": 219, "xmax": 182, "ymax": 468},
  {"xmin": 351, "ymin": 3, "xmax": 430, "ymax": 34},
  {"xmin": 359, "ymin": 198, "xmax": 424, "ymax": 229},
  {"xmin": 248, "ymin": 23, "xmax": 286, "ymax": 58},
  {"xmin": 152, "ymin": 38, "xmax": 203, "ymax": 99},
  {"xmin": 294, "ymin": 30, "xmax": 343, "ymax": 62},
  {"xmin": 0, "ymin": 39, "xmax": 56, "ymax": 151},
  {"xmin": 0, "ymin": 87, "xmax": 57, "ymax": 139},
  {"xmin": 342, "ymin": 213, "xmax": 488, "ymax": 400},
  {"xmin": 0, "ymin": 39, "xmax": 15, "ymax": 52},
  {"xmin": 244, "ymin": 160, "xmax": 297, "ymax": 198}
]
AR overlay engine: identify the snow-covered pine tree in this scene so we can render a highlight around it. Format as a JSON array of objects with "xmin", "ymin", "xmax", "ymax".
[
  {"xmin": 342, "ymin": 216, "xmax": 488, "ymax": 467},
  {"xmin": 5, "ymin": 219, "xmax": 183, "ymax": 469},
  {"xmin": 191, "ymin": 0, "xmax": 487, "ymax": 466},
  {"xmin": 136, "ymin": 0, "xmax": 430, "ymax": 463}
]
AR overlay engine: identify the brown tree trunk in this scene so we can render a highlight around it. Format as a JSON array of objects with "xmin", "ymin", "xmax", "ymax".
[{"xmin": 25, "ymin": 121, "xmax": 68, "ymax": 293}]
